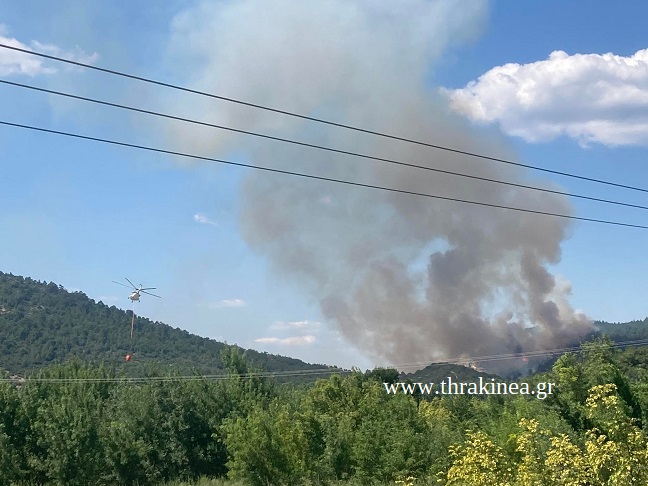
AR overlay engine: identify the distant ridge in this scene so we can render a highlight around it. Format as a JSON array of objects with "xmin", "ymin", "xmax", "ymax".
[
  {"xmin": 594, "ymin": 319, "xmax": 648, "ymax": 342},
  {"xmin": 400, "ymin": 361, "xmax": 501, "ymax": 384}
]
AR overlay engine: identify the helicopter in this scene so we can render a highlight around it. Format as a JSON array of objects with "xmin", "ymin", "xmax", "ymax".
[{"xmin": 113, "ymin": 277, "xmax": 161, "ymax": 302}]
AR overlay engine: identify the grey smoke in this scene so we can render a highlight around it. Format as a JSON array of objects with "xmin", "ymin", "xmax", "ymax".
[{"xmin": 164, "ymin": 0, "xmax": 592, "ymax": 372}]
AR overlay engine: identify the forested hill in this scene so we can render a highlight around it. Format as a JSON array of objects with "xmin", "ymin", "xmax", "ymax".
[
  {"xmin": 0, "ymin": 271, "xmax": 340, "ymax": 380},
  {"xmin": 401, "ymin": 362, "xmax": 499, "ymax": 384},
  {"xmin": 595, "ymin": 318, "xmax": 648, "ymax": 341}
]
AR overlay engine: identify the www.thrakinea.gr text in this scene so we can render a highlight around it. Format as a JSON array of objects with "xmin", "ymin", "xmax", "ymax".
[{"xmin": 384, "ymin": 377, "xmax": 556, "ymax": 400}]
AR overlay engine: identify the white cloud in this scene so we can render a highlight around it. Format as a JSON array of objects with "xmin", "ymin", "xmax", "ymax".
[
  {"xmin": 270, "ymin": 320, "xmax": 321, "ymax": 331},
  {"xmin": 254, "ymin": 335, "xmax": 316, "ymax": 346},
  {"xmin": 193, "ymin": 213, "xmax": 218, "ymax": 226},
  {"xmin": 0, "ymin": 26, "xmax": 98, "ymax": 77},
  {"xmin": 212, "ymin": 299, "xmax": 246, "ymax": 308},
  {"xmin": 443, "ymin": 48, "xmax": 648, "ymax": 147}
]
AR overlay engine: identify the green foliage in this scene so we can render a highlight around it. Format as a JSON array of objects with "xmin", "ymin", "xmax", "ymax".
[
  {"xmin": 7, "ymin": 271, "xmax": 648, "ymax": 484},
  {"xmin": 0, "ymin": 354, "xmax": 274, "ymax": 485},
  {"xmin": 446, "ymin": 430, "xmax": 512, "ymax": 485},
  {"xmin": 0, "ymin": 377, "xmax": 23, "ymax": 485},
  {"xmin": 363, "ymin": 367, "xmax": 400, "ymax": 385},
  {"xmin": 223, "ymin": 402, "xmax": 308, "ymax": 486},
  {"xmin": 16, "ymin": 361, "xmax": 112, "ymax": 485},
  {"xmin": 549, "ymin": 337, "xmax": 643, "ymax": 432},
  {"xmin": 3, "ymin": 340, "xmax": 648, "ymax": 484}
]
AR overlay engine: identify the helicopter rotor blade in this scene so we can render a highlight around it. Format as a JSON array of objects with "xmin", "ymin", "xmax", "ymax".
[
  {"xmin": 141, "ymin": 290, "xmax": 162, "ymax": 298},
  {"xmin": 124, "ymin": 277, "xmax": 137, "ymax": 289},
  {"xmin": 112, "ymin": 280, "xmax": 132, "ymax": 288},
  {"xmin": 140, "ymin": 287, "xmax": 156, "ymax": 291}
]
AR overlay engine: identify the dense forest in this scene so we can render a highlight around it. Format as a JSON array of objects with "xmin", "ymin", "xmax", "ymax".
[
  {"xmin": 595, "ymin": 318, "xmax": 648, "ymax": 342},
  {"xmin": 4, "ymin": 271, "xmax": 648, "ymax": 484},
  {"xmin": 2, "ymin": 339, "xmax": 648, "ymax": 484}
]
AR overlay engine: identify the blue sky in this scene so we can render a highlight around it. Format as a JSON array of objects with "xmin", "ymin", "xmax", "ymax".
[{"xmin": 1, "ymin": 1, "xmax": 648, "ymax": 371}]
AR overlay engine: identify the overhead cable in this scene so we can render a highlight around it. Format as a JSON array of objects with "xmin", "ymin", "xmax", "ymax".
[
  {"xmin": 2, "ymin": 42, "xmax": 648, "ymax": 194},
  {"xmin": 5, "ymin": 336, "xmax": 647, "ymax": 383},
  {"xmin": 3, "ymin": 78, "xmax": 648, "ymax": 212},
  {"xmin": 2, "ymin": 119, "xmax": 648, "ymax": 230},
  {"xmin": 391, "ymin": 337, "xmax": 648, "ymax": 370}
]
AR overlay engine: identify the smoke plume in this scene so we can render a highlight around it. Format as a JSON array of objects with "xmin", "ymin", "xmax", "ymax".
[{"xmin": 166, "ymin": 0, "xmax": 592, "ymax": 372}]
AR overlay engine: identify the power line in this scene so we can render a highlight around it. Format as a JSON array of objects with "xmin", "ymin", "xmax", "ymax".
[
  {"xmin": 392, "ymin": 337, "xmax": 648, "ymax": 370},
  {"xmin": 4, "ymin": 78, "xmax": 648, "ymax": 213},
  {"xmin": 3, "ymin": 119, "xmax": 648, "ymax": 229},
  {"xmin": 2, "ymin": 42, "xmax": 648, "ymax": 195},
  {"xmin": 5, "ymin": 336, "xmax": 647, "ymax": 383},
  {"xmin": 4, "ymin": 367, "xmax": 348, "ymax": 384}
]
